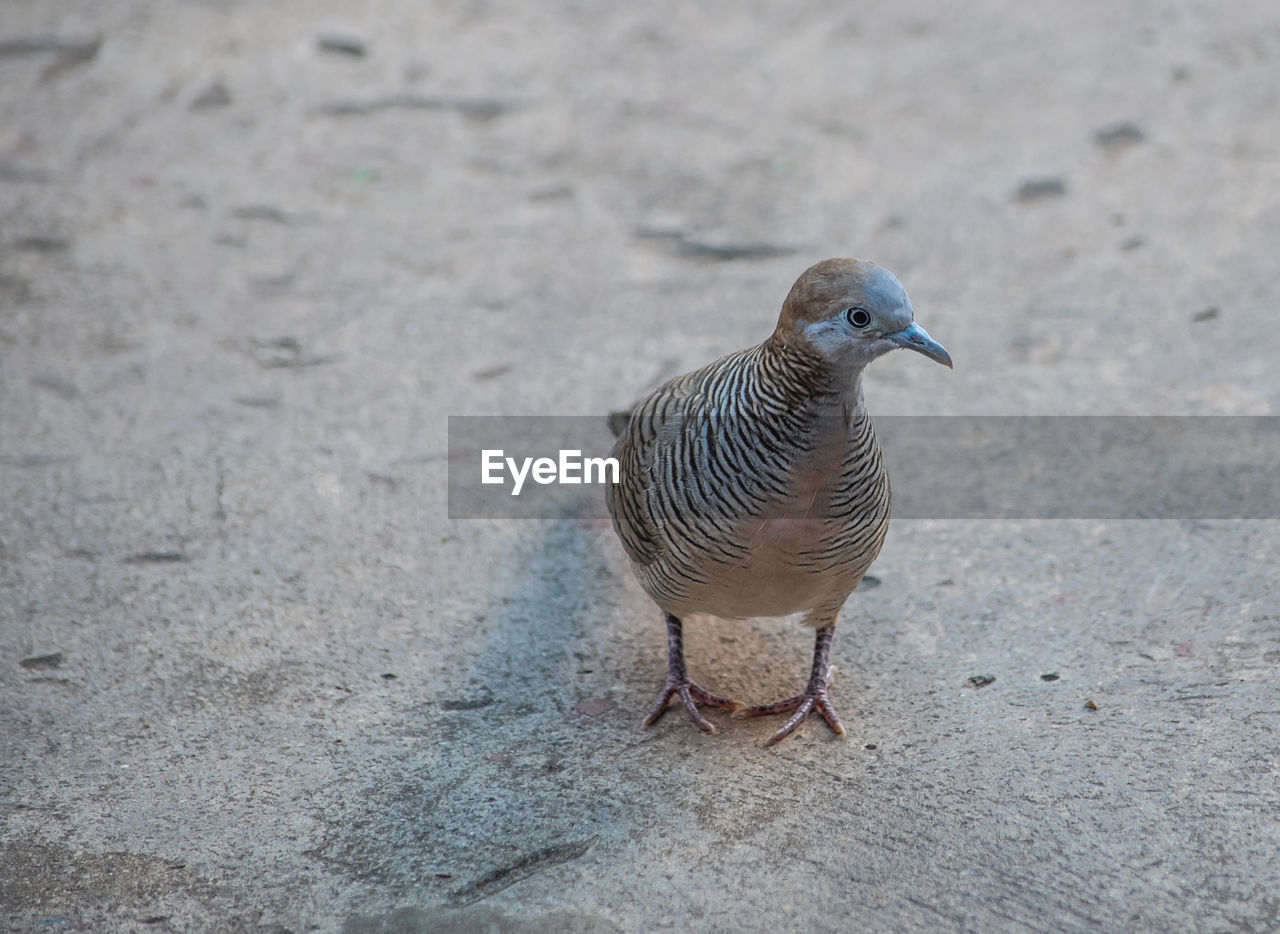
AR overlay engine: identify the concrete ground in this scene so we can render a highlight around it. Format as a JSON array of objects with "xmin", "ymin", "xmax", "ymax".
[{"xmin": 3, "ymin": 1, "xmax": 1278, "ymax": 931}]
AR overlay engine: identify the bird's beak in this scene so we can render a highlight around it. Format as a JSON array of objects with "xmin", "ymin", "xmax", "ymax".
[{"xmin": 888, "ymin": 321, "xmax": 952, "ymax": 368}]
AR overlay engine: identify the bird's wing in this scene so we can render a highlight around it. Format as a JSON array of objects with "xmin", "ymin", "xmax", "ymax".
[{"xmin": 605, "ymin": 369, "xmax": 707, "ymax": 567}]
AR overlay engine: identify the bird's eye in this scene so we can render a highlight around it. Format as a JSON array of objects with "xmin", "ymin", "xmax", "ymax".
[{"xmin": 846, "ymin": 307, "xmax": 871, "ymax": 328}]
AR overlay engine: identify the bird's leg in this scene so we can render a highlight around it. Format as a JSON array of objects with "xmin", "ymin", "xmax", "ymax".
[
  {"xmin": 642, "ymin": 614, "xmax": 741, "ymax": 734},
  {"xmin": 733, "ymin": 624, "xmax": 846, "ymax": 746}
]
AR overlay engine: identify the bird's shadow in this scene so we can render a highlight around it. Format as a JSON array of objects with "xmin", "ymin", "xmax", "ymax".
[{"xmin": 461, "ymin": 513, "xmax": 821, "ymax": 752}]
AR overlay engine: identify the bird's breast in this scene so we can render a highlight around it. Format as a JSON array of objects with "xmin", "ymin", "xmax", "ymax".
[{"xmin": 633, "ymin": 410, "xmax": 891, "ymax": 620}]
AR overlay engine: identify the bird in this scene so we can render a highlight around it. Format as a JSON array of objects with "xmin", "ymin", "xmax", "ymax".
[{"xmin": 606, "ymin": 258, "xmax": 951, "ymax": 745}]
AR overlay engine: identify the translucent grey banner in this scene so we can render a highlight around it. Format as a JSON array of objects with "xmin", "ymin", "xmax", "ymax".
[{"xmin": 447, "ymin": 416, "xmax": 1280, "ymax": 519}]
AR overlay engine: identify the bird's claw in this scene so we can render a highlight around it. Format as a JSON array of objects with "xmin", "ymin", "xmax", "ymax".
[
  {"xmin": 642, "ymin": 677, "xmax": 740, "ymax": 734},
  {"xmin": 734, "ymin": 665, "xmax": 846, "ymax": 746}
]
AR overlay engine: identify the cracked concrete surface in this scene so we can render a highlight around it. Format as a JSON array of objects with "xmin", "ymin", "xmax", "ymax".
[{"xmin": 2, "ymin": 1, "xmax": 1279, "ymax": 931}]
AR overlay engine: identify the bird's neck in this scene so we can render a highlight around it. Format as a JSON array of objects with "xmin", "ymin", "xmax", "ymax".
[{"xmin": 760, "ymin": 335, "xmax": 866, "ymax": 411}]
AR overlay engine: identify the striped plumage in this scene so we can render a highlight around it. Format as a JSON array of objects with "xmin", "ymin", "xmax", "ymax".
[
  {"xmin": 609, "ymin": 339, "xmax": 890, "ymax": 624},
  {"xmin": 607, "ymin": 258, "xmax": 951, "ymax": 745}
]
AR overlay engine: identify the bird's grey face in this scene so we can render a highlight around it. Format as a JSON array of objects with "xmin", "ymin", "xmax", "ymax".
[{"xmin": 797, "ymin": 264, "xmax": 952, "ymax": 372}]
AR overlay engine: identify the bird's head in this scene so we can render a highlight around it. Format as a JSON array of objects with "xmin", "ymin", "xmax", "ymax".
[{"xmin": 772, "ymin": 258, "xmax": 952, "ymax": 374}]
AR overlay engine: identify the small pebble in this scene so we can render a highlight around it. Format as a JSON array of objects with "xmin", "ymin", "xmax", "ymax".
[
  {"xmin": 317, "ymin": 32, "xmax": 367, "ymax": 57},
  {"xmin": 190, "ymin": 80, "xmax": 232, "ymax": 111},
  {"xmin": 14, "ymin": 236, "xmax": 70, "ymax": 252},
  {"xmin": 1084, "ymin": 698, "xmax": 1099, "ymax": 711},
  {"xmin": 1093, "ymin": 120, "xmax": 1146, "ymax": 151},
  {"xmin": 573, "ymin": 698, "xmax": 614, "ymax": 717},
  {"xmin": 967, "ymin": 674, "xmax": 996, "ymax": 689},
  {"xmin": 1015, "ymin": 177, "xmax": 1067, "ymax": 202},
  {"xmin": 1040, "ymin": 672, "xmax": 1060, "ymax": 682}
]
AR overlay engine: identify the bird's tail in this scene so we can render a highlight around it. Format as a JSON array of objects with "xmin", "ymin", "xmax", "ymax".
[{"xmin": 606, "ymin": 408, "xmax": 633, "ymax": 438}]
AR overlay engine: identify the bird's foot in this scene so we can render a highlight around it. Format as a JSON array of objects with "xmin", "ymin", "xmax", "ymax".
[
  {"xmin": 733, "ymin": 665, "xmax": 846, "ymax": 746},
  {"xmin": 642, "ymin": 676, "xmax": 742, "ymax": 734}
]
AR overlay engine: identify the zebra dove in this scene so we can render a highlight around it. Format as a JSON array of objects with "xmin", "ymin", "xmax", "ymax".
[{"xmin": 606, "ymin": 258, "xmax": 951, "ymax": 745}]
